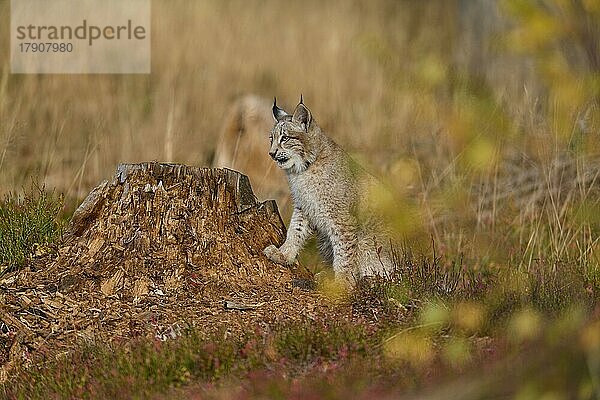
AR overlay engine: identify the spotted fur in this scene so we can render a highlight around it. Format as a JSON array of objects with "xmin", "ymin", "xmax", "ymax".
[{"xmin": 263, "ymin": 98, "xmax": 393, "ymax": 284}]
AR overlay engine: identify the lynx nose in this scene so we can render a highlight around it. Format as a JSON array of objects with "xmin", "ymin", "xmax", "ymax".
[{"xmin": 269, "ymin": 150, "xmax": 277, "ymax": 160}]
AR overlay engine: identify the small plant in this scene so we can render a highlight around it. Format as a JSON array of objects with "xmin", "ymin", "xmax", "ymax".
[
  {"xmin": 274, "ymin": 321, "xmax": 372, "ymax": 365},
  {"xmin": 0, "ymin": 183, "xmax": 64, "ymax": 275},
  {"xmin": 3, "ymin": 322, "xmax": 376, "ymax": 399},
  {"xmin": 389, "ymin": 246, "xmax": 488, "ymax": 300}
]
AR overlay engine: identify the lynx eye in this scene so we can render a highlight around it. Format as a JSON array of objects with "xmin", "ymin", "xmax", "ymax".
[{"xmin": 280, "ymin": 135, "xmax": 289, "ymax": 143}]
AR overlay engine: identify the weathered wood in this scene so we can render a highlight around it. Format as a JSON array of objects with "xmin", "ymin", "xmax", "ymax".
[
  {"xmin": 223, "ymin": 300, "xmax": 264, "ymax": 311},
  {"xmin": 0, "ymin": 163, "xmax": 341, "ymax": 381},
  {"xmin": 58, "ymin": 163, "xmax": 287, "ymax": 298}
]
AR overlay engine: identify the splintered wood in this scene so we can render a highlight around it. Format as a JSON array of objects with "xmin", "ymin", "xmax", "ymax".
[
  {"xmin": 0, "ymin": 163, "xmax": 334, "ymax": 379},
  {"xmin": 57, "ymin": 163, "xmax": 287, "ymax": 296}
]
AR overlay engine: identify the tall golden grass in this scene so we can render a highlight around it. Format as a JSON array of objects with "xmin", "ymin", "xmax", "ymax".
[
  {"xmin": 0, "ymin": 0, "xmax": 436, "ymax": 196},
  {"xmin": 0, "ymin": 0, "xmax": 599, "ymax": 274}
]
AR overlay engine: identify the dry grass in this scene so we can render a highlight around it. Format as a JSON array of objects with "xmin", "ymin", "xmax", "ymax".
[
  {"xmin": 1, "ymin": 0, "xmax": 598, "ymax": 298},
  {"xmin": 0, "ymin": 0, "xmax": 441, "ymax": 197},
  {"xmin": 1, "ymin": 1, "xmax": 600, "ymax": 396}
]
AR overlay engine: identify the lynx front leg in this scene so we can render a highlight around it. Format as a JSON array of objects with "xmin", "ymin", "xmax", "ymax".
[
  {"xmin": 329, "ymin": 218, "xmax": 358, "ymax": 284},
  {"xmin": 264, "ymin": 207, "xmax": 313, "ymax": 266}
]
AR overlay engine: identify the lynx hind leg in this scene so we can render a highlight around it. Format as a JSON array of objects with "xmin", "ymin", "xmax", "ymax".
[
  {"xmin": 330, "ymin": 236, "xmax": 360, "ymax": 283},
  {"xmin": 357, "ymin": 235, "xmax": 394, "ymax": 278}
]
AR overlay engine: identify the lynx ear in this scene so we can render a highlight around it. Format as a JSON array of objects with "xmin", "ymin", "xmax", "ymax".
[
  {"xmin": 272, "ymin": 97, "xmax": 289, "ymax": 122},
  {"xmin": 292, "ymin": 101, "xmax": 312, "ymax": 132}
]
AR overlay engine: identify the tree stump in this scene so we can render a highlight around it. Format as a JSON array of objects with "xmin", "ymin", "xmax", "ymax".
[
  {"xmin": 56, "ymin": 162, "xmax": 287, "ymax": 297},
  {"xmin": 0, "ymin": 163, "xmax": 340, "ymax": 380}
]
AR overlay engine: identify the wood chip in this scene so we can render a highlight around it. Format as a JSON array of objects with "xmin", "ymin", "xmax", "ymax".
[
  {"xmin": 223, "ymin": 300, "xmax": 265, "ymax": 311},
  {"xmin": 0, "ymin": 164, "xmax": 342, "ymax": 382}
]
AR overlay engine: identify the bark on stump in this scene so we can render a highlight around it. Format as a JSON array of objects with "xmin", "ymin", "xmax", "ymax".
[
  {"xmin": 0, "ymin": 163, "xmax": 339, "ymax": 380},
  {"xmin": 57, "ymin": 163, "xmax": 287, "ymax": 297}
]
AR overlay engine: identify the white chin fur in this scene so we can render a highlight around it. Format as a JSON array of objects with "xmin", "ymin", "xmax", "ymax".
[{"xmin": 276, "ymin": 155, "xmax": 304, "ymax": 172}]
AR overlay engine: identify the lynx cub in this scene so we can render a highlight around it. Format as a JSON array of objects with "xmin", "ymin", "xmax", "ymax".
[{"xmin": 263, "ymin": 97, "xmax": 393, "ymax": 283}]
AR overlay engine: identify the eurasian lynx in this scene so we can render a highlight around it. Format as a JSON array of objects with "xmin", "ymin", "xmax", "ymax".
[{"xmin": 263, "ymin": 97, "xmax": 393, "ymax": 284}]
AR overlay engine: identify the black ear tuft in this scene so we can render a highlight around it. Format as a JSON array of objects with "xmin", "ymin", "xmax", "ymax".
[
  {"xmin": 299, "ymin": 94, "xmax": 304, "ymax": 104},
  {"xmin": 272, "ymin": 97, "xmax": 289, "ymax": 122},
  {"xmin": 292, "ymin": 102, "xmax": 312, "ymax": 132}
]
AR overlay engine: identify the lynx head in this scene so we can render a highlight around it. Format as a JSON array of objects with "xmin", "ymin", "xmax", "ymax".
[{"xmin": 268, "ymin": 96, "xmax": 317, "ymax": 173}]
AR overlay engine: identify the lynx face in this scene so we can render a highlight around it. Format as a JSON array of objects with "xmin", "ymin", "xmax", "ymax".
[
  {"xmin": 268, "ymin": 120, "xmax": 309, "ymax": 172},
  {"xmin": 268, "ymin": 98, "xmax": 315, "ymax": 174}
]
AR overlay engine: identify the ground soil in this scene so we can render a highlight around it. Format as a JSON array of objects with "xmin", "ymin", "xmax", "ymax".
[{"xmin": 0, "ymin": 163, "xmax": 345, "ymax": 379}]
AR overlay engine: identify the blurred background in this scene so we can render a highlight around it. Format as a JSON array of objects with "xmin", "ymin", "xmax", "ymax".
[
  {"xmin": 0, "ymin": 0, "xmax": 599, "ymax": 272},
  {"xmin": 1, "ymin": 2, "xmax": 600, "ymax": 397}
]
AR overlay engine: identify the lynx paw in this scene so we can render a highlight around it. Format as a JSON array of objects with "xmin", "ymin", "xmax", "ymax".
[{"xmin": 263, "ymin": 245, "xmax": 290, "ymax": 266}]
